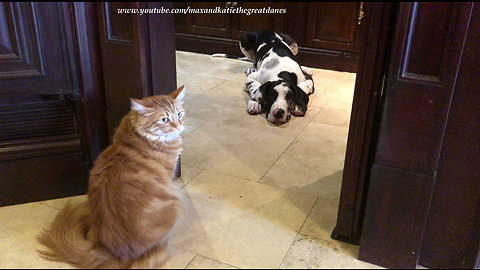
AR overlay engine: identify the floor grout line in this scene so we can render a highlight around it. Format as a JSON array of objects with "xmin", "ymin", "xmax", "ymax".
[
  {"xmin": 184, "ymin": 254, "xmax": 198, "ymax": 269},
  {"xmin": 257, "ymin": 107, "xmax": 323, "ymax": 184},
  {"xmin": 277, "ymin": 196, "xmax": 320, "ymax": 269}
]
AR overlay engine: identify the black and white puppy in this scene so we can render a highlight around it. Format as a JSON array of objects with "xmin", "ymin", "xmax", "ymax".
[{"xmin": 240, "ymin": 30, "xmax": 315, "ymax": 124}]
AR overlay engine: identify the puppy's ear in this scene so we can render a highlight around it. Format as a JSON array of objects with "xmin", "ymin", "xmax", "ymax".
[
  {"xmin": 240, "ymin": 32, "xmax": 257, "ymax": 51},
  {"xmin": 291, "ymin": 86, "xmax": 309, "ymax": 110},
  {"xmin": 278, "ymin": 33, "xmax": 299, "ymax": 55},
  {"xmin": 278, "ymin": 71, "xmax": 298, "ymax": 86},
  {"xmin": 258, "ymin": 81, "xmax": 273, "ymax": 106}
]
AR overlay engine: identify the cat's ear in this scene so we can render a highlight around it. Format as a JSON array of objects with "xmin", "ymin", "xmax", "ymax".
[
  {"xmin": 170, "ymin": 85, "xmax": 185, "ymax": 101},
  {"xmin": 130, "ymin": 98, "xmax": 153, "ymax": 115}
]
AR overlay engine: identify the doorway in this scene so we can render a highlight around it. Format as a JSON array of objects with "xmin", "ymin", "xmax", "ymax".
[{"xmin": 167, "ymin": 2, "xmax": 383, "ymax": 268}]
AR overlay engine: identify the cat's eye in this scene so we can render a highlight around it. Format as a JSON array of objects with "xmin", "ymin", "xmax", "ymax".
[
  {"xmin": 177, "ymin": 111, "xmax": 184, "ymax": 118},
  {"xmin": 160, "ymin": 117, "xmax": 170, "ymax": 123}
]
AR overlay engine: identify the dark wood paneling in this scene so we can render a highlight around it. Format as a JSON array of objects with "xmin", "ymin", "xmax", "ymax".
[
  {"xmin": 419, "ymin": 3, "xmax": 479, "ymax": 268},
  {"xmin": 175, "ymin": 33, "xmax": 359, "ymax": 73},
  {"xmin": 0, "ymin": 102, "xmax": 77, "ymax": 141},
  {"xmin": 0, "ymin": 152, "xmax": 87, "ymax": 207},
  {"xmin": 375, "ymin": 2, "xmax": 471, "ymax": 175},
  {"xmin": 305, "ymin": 2, "xmax": 362, "ymax": 53},
  {"xmin": 173, "ymin": 2, "xmax": 364, "ymax": 72},
  {"xmin": 71, "ymin": 2, "xmax": 108, "ymax": 161},
  {"xmin": 0, "ymin": 2, "xmax": 45, "ymax": 79},
  {"xmin": 98, "ymin": 2, "xmax": 177, "ymax": 140},
  {"xmin": 98, "ymin": 2, "xmax": 147, "ymax": 139},
  {"xmin": 333, "ymin": 2, "xmax": 394, "ymax": 244},
  {"xmin": 359, "ymin": 2, "xmax": 477, "ymax": 269},
  {"xmin": 105, "ymin": 2, "xmax": 133, "ymax": 44},
  {"xmin": 185, "ymin": 2, "xmax": 232, "ymax": 38},
  {"xmin": 0, "ymin": 2, "xmax": 93, "ymax": 206},
  {"xmin": 148, "ymin": 2, "xmax": 177, "ymax": 95},
  {"xmin": 231, "ymin": 2, "xmax": 284, "ymax": 40},
  {"xmin": 359, "ymin": 164, "xmax": 434, "ymax": 268},
  {"xmin": 402, "ymin": 3, "xmax": 454, "ymax": 82},
  {"xmin": 0, "ymin": 2, "xmax": 75, "ymax": 103}
]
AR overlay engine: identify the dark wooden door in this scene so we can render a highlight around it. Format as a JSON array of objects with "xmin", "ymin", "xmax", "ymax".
[
  {"xmin": 0, "ymin": 2, "xmax": 90, "ymax": 206},
  {"xmin": 358, "ymin": 2, "xmax": 479, "ymax": 268},
  {"xmin": 98, "ymin": 2, "xmax": 177, "ymax": 139},
  {"xmin": 231, "ymin": 2, "xmax": 284, "ymax": 40},
  {"xmin": 176, "ymin": 2, "xmax": 232, "ymax": 39},
  {"xmin": 305, "ymin": 2, "xmax": 363, "ymax": 53}
]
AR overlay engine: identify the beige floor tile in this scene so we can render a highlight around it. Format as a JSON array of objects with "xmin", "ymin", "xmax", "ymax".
[
  {"xmin": 286, "ymin": 122, "xmax": 349, "ymax": 158},
  {"xmin": 309, "ymin": 69, "xmax": 356, "ymax": 111},
  {"xmin": 181, "ymin": 121, "xmax": 294, "ymax": 181},
  {"xmin": 0, "ymin": 202, "xmax": 73, "ymax": 268},
  {"xmin": 176, "ymin": 51, "xmax": 251, "ymax": 83},
  {"xmin": 300, "ymin": 197, "xmax": 341, "ymax": 241},
  {"xmin": 260, "ymin": 151, "xmax": 344, "ymax": 198},
  {"xmin": 182, "ymin": 92, "xmax": 247, "ymax": 123},
  {"xmin": 160, "ymin": 246, "xmax": 197, "ymax": 269},
  {"xmin": 176, "ymin": 72, "xmax": 226, "ymax": 95},
  {"xmin": 297, "ymin": 198, "xmax": 381, "ymax": 269},
  {"xmin": 176, "ymin": 165, "xmax": 204, "ymax": 189},
  {"xmin": 200, "ymin": 58, "xmax": 252, "ymax": 82},
  {"xmin": 182, "ymin": 117, "xmax": 208, "ymax": 138},
  {"xmin": 279, "ymin": 234, "xmax": 383, "ymax": 269},
  {"xmin": 38, "ymin": 195, "xmax": 87, "ymax": 211},
  {"xmin": 312, "ymin": 107, "xmax": 352, "ymax": 128},
  {"xmin": 176, "ymin": 51, "xmax": 224, "ymax": 75},
  {"xmin": 260, "ymin": 122, "xmax": 348, "ymax": 195},
  {"xmin": 185, "ymin": 255, "xmax": 238, "ymax": 269},
  {"xmin": 170, "ymin": 170, "xmax": 317, "ymax": 269}
]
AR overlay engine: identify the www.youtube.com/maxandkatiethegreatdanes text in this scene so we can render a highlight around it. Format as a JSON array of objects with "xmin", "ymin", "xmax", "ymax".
[{"xmin": 117, "ymin": 6, "xmax": 287, "ymax": 16}]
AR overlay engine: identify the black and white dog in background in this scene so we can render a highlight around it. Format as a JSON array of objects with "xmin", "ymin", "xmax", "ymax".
[{"xmin": 239, "ymin": 30, "xmax": 315, "ymax": 124}]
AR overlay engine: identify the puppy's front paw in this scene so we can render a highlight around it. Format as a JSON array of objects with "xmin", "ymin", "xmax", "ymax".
[
  {"xmin": 245, "ymin": 67, "xmax": 257, "ymax": 76},
  {"xmin": 247, "ymin": 100, "xmax": 262, "ymax": 115},
  {"xmin": 301, "ymin": 66, "xmax": 313, "ymax": 76},
  {"xmin": 291, "ymin": 105, "xmax": 306, "ymax": 117}
]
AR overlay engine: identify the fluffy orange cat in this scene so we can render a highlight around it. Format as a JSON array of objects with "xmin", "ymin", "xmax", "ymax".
[{"xmin": 37, "ymin": 86, "xmax": 186, "ymax": 268}]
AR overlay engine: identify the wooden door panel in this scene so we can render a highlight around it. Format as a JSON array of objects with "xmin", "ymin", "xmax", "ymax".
[
  {"xmin": 0, "ymin": 3, "xmax": 45, "ymax": 79},
  {"xmin": 231, "ymin": 2, "xmax": 284, "ymax": 40},
  {"xmin": 375, "ymin": 2, "xmax": 470, "ymax": 174},
  {"xmin": 0, "ymin": 2, "xmax": 75, "ymax": 102},
  {"xmin": 418, "ymin": 3, "xmax": 480, "ymax": 268},
  {"xmin": 185, "ymin": 2, "xmax": 232, "ymax": 38},
  {"xmin": 0, "ymin": 2, "xmax": 89, "ymax": 206},
  {"xmin": 359, "ymin": 2, "xmax": 475, "ymax": 268},
  {"xmin": 98, "ymin": 2, "xmax": 177, "ymax": 140},
  {"xmin": 305, "ymin": 2, "xmax": 362, "ymax": 53}
]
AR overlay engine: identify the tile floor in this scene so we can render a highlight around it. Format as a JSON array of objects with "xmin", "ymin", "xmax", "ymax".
[{"xmin": 0, "ymin": 51, "xmax": 383, "ymax": 269}]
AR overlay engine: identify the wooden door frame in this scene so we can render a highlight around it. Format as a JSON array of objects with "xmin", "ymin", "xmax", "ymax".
[
  {"xmin": 70, "ymin": 2, "xmax": 109, "ymax": 164},
  {"xmin": 332, "ymin": 2, "xmax": 396, "ymax": 244}
]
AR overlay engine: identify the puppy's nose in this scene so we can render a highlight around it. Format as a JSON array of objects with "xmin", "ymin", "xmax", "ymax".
[{"xmin": 273, "ymin": 108, "xmax": 285, "ymax": 119}]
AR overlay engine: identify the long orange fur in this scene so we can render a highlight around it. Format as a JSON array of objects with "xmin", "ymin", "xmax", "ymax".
[{"xmin": 37, "ymin": 86, "xmax": 186, "ymax": 268}]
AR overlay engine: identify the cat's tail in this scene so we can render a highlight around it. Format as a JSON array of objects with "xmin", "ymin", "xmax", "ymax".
[{"xmin": 37, "ymin": 201, "xmax": 126, "ymax": 269}]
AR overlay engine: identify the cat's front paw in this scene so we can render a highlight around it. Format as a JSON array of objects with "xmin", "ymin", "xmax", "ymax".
[
  {"xmin": 245, "ymin": 67, "xmax": 257, "ymax": 76},
  {"xmin": 247, "ymin": 100, "xmax": 262, "ymax": 115}
]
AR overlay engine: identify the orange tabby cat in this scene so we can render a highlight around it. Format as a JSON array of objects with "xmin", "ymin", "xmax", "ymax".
[{"xmin": 37, "ymin": 86, "xmax": 186, "ymax": 268}]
